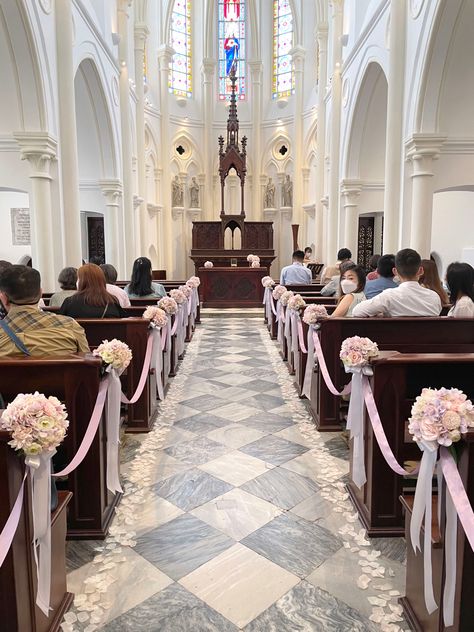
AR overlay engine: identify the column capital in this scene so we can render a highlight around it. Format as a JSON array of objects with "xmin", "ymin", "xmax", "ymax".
[
  {"xmin": 405, "ymin": 134, "xmax": 446, "ymax": 162},
  {"xmin": 100, "ymin": 179, "xmax": 123, "ymax": 205},
  {"xmin": 248, "ymin": 60, "xmax": 263, "ymax": 79},
  {"xmin": 147, "ymin": 203, "xmax": 162, "ymax": 217},
  {"xmin": 340, "ymin": 178, "xmax": 362, "ymax": 198},
  {"xmin": 118, "ymin": 0, "xmax": 132, "ymax": 16},
  {"xmin": 133, "ymin": 194, "xmax": 144, "ymax": 210},
  {"xmin": 134, "ymin": 23, "xmax": 149, "ymax": 45},
  {"xmin": 157, "ymin": 45, "xmax": 174, "ymax": 70},
  {"xmin": 303, "ymin": 203, "xmax": 316, "ymax": 219},
  {"xmin": 201, "ymin": 58, "xmax": 217, "ymax": 77},
  {"xmin": 290, "ymin": 45, "xmax": 306, "ymax": 69},
  {"xmin": 321, "ymin": 195, "xmax": 329, "ymax": 208},
  {"xmin": 14, "ymin": 132, "xmax": 57, "ymax": 177},
  {"xmin": 316, "ymin": 23, "xmax": 329, "ymax": 41}
]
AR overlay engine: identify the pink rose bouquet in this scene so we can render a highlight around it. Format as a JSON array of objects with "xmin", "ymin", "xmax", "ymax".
[
  {"xmin": 170, "ymin": 289, "xmax": 186, "ymax": 305},
  {"xmin": 287, "ymin": 294, "xmax": 306, "ymax": 311},
  {"xmin": 409, "ymin": 388, "xmax": 474, "ymax": 447},
  {"xmin": 179, "ymin": 285, "xmax": 192, "ymax": 299},
  {"xmin": 186, "ymin": 276, "xmax": 201, "ymax": 288},
  {"xmin": 261, "ymin": 276, "xmax": 275, "ymax": 288},
  {"xmin": 0, "ymin": 392, "xmax": 68, "ymax": 456},
  {"xmin": 247, "ymin": 254, "xmax": 255, "ymax": 262},
  {"xmin": 340, "ymin": 336, "xmax": 379, "ymax": 369},
  {"xmin": 143, "ymin": 306, "xmax": 168, "ymax": 329},
  {"xmin": 303, "ymin": 304, "xmax": 329, "ymax": 325},
  {"xmin": 93, "ymin": 339, "xmax": 133, "ymax": 372},
  {"xmin": 272, "ymin": 285, "xmax": 287, "ymax": 300},
  {"xmin": 251, "ymin": 261, "xmax": 261, "ymax": 268},
  {"xmin": 280, "ymin": 290, "xmax": 294, "ymax": 307},
  {"xmin": 158, "ymin": 296, "xmax": 179, "ymax": 314},
  {"xmin": 204, "ymin": 261, "xmax": 213, "ymax": 268}
]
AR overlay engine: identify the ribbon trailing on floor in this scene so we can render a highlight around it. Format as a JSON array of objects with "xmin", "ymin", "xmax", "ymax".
[
  {"xmin": 302, "ymin": 326, "xmax": 314, "ymax": 399},
  {"xmin": 312, "ymin": 331, "xmax": 352, "ymax": 397},
  {"xmin": 0, "ymin": 470, "xmax": 27, "ymax": 567},
  {"xmin": 105, "ymin": 368, "xmax": 124, "ymax": 494},
  {"xmin": 290, "ymin": 310, "xmax": 299, "ymax": 357},
  {"xmin": 120, "ymin": 333, "xmax": 154, "ymax": 404},
  {"xmin": 149, "ymin": 328, "xmax": 165, "ymax": 400}
]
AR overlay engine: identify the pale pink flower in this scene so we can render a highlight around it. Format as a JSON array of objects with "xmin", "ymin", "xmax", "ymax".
[
  {"xmin": 186, "ymin": 276, "xmax": 201, "ymax": 289},
  {"xmin": 287, "ymin": 294, "xmax": 306, "ymax": 311},
  {"xmin": 303, "ymin": 304, "xmax": 328, "ymax": 324},
  {"xmin": 280, "ymin": 290, "xmax": 294, "ymax": 307},
  {"xmin": 272, "ymin": 285, "xmax": 287, "ymax": 300},
  {"xmin": 170, "ymin": 289, "xmax": 186, "ymax": 304},
  {"xmin": 261, "ymin": 276, "xmax": 275, "ymax": 288},
  {"xmin": 158, "ymin": 297, "xmax": 179, "ymax": 314},
  {"xmin": 93, "ymin": 339, "xmax": 132, "ymax": 371},
  {"xmin": 143, "ymin": 306, "xmax": 168, "ymax": 329},
  {"xmin": 204, "ymin": 261, "xmax": 213, "ymax": 268}
]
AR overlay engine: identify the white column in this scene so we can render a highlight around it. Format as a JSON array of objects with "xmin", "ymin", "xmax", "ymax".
[
  {"xmin": 134, "ymin": 23, "xmax": 149, "ymax": 256},
  {"xmin": 14, "ymin": 133, "xmax": 57, "ymax": 291},
  {"xmin": 315, "ymin": 24, "xmax": 328, "ymax": 263},
  {"xmin": 100, "ymin": 180, "xmax": 123, "ymax": 274},
  {"xmin": 55, "ymin": 0, "xmax": 82, "ymax": 266},
  {"xmin": 406, "ymin": 135, "xmax": 444, "ymax": 258},
  {"xmin": 382, "ymin": 0, "xmax": 407, "ymax": 253},
  {"xmin": 118, "ymin": 0, "xmax": 136, "ymax": 274},
  {"xmin": 249, "ymin": 60, "xmax": 263, "ymax": 219},
  {"xmin": 157, "ymin": 45, "xmax": 174, "ymax": 275},
  {"xmin": 341, "ymin": 180, "xmax": 361, "ymax": 262},
  {"xmin": 327, "ymin": 1, "xmax": 343, "ymax": 261},
  {"xmin": 201, "ymin": 59, "xmax": 216, "ymax": 220},
  {"xmin": 290, "ymin": 46, "xmax": 306, "ymax": 237}
]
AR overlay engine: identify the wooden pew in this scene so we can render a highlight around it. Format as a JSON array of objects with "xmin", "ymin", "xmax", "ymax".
[
  {"xmin": 0, "ymin": 355, "xmax": 119, "ymax": 539},
  {"xmin": 347, "ymin": 351, "xmax": 474, "ymax": 537},
  {"xmin": 0, "ymin": 433, "xmax": 73, "ymax": 631},
  {"xmin": 309, "ymin": 318, "xmax": 474, "ymax": 432}
]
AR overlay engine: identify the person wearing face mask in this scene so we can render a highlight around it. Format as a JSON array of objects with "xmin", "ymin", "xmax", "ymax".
[{"xmin": 330, "ymin": 265, "xmax": 367, "ymax": 318}]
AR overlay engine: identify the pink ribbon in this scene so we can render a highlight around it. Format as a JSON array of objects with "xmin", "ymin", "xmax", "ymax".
[
  {"xmin": 297, "ymin": 320, "xmax": 307, "ymax": 354},
  {"xmin": 0, "ymin": 470, "xmax": 27, "ymax": 567},
  {"xmin": 440, "ymin": 447, "xmax": 474, "ymax": 552},
  {"xmin": 171, "ymin": 310, "xmax": 180, "ymax": 336},
  {"xmin": 312, "ymin": 331, "xmax": 352, "ymax": 397},
  {"xmin": 161, "ymin": 324, "xmax": 168, "ymax": 352},
  {"xmin": 120, "ymin": 333, "xmax": 154, "ymax": 404}
]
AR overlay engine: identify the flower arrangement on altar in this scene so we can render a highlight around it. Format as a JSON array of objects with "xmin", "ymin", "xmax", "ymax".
[
  {"xmin": 186, "ymin": 276, "xmax": 200, "ymax": 288},
  {"xmin": 303, "ymin": 304, "xmax": 328, "ymax": 324},
  {"xmin": 0, "ymin": 393, "xmax": 68, "ymax": 456},
  {"xmin": 169, "ymin": 289, "xmax": 186, "ymax": 304},
  {"xmin": 158, "ymin": 296, "xmax": 179, "ymax": 314},
  {"xmin": 280, "ymin": 290, "xmax": 294, "ymax": 306},
  {"xmin": 93, "ymin": 339, "xmax": 132, "ymax": 372},
  {"xmin": 247, "ymin": 254, "xmax": 260, "ymax": 266},
  {"xmin": 272, "ymin": 285, "xmax": 287, "ymax": 300},
  {"xmin": 408, "ymin": 388, "xmax": 474, "ymax": 447},
  {"xmin": 340, "ymin": 336, "xmax": 379, "ymax": 369},
  {"xmin": 251, "ymin": 260, "xmax": 261, "ymax": 268},
  {"xmin": 287, "ymin": 294, "xmax": 306, "ymax": 311},
  {"xmin": 179, "ymin": 285, "xmax": 192, "ymax": 299},
  {"xmin": 143, "ymin": 306, "xmax": 168, "ymax": 329},
  {"xmin": 204, "ymin": 261, "xmax": 214, "ymax": 268}
]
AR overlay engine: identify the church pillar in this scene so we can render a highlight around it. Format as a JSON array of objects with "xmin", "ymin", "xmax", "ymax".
[
  {"xmin": 100, "ymin": 180, "xmax": 123, "ymax": 275},
  {"xmin": 14, "ymin": 133, "xmax": 57, "ymax": 291},
  {"xmin": 382, "ymin": 0, "xmax": 406, "ymax": 253},
  {"xmin": 55, "ymin": 0, "xmax": 82, "ymax": 267},
  {"xmin": 134, "ymin": 22, "xmax": 149, "ymax": 257},
  {"xmin": 201, "ymin": 59, "xmax": 217, "ymax": 221},
  {"xmin": 290, "ymin": 46, "xmax": 306, "ymax": 240},
  {"xmin": 315, "ymin": 24, "xmax": 328, "ymax": 263},
  {"xmin": 118, "ymin": 0, "xmax": 137, "ymax": 274},
  {"xmin": 341, "ymin": 180, "xmax": 361, "ymax": 263},
  {"xmin": 249, "ymin": 61, "xmax": 263, "ymax": 219},
  {"xmin": 157, "ymin": 45, "xmax": 175, "ymax": 275},
  {"xmin": 406, "ymin": 135, "xmax": 444, "ymax": 259},
  {"xmin": 327, "ymin": 1, "xmax": 343, "ymax": 262}
]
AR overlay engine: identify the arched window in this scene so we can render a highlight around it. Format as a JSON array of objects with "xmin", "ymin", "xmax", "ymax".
[
  {"xmin": 169, "ymin": 0, "xmax": 192, "ymax": 98},
  {"xmin": 273, "ymin": 0, "xmax": 294, "ymax": 99},
  {"xmin": 218, "ymin": 0, "xmax": 246, "ymax": 100}
]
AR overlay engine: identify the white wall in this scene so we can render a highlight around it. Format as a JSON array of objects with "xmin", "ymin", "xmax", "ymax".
[
  {"xmin": 0, "ymin": 190, "xmax": 31, "ymax": 263},
  {"xmin": 431, "ymin": 191, "xmax": 474, "ymax": 275}
]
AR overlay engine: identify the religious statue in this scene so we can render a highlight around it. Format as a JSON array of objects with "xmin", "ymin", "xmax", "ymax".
[
  {"xmin": 171, "ymin": 175, "xmax": 184, "ymax": 207},
  {"xmin": 189, "ymin": 177, "xmax": 200, "ymax": 208},
  {"xmin": 264, "ymin": 177, "xmax": 275, "ymax": 209},
  {"xmin": 282, "ymin": 174, "xmax": 293, "ymax": 207}
]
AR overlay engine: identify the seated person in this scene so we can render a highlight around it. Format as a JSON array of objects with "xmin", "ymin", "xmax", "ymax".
[
  {"xmin": 446, "ymin": 262, "xmax": 474, "ymax": 318},
  {"xmin": 366, "ymin": 254, "xmax": 381, "ymax": 280},
  {"xmin": 303, "ymin": 247, "xmax": 313, "ymax": 263},
  {"xmin": 0, "ymin": 265, "xmax": 89, "ymax": 356},
  {"xmin": 364, "ymin": 254, "xmax": 398, "ymax": 299},
  {"xmin": 420, "ymin": 258, "xmax": 449, "ymax": 305},
  {"xmin": 330, "ymin": 265, "xmax": 367, "ymax": 317},
  {"xmin": 321, "ymin": 260, "xmax": 354, "ymax": 297},
  {"xmin": 125, "ymin": 257, "xmax": 166, "ymax": 299},
  {"xmin": 100, "ymin": 263, "xmax": 131, "ymax": 307},
  {"xmin": 0, "ymin": 260, "xmax": 12, "ymax": 319},
  {"xmin": 352, "ymin": 248, "xmax": 442, "ymax": 317},
  {"xmin": 60, "ymin": 263, "xmax": 125, "ymax": 318},
  {"xmin": 49, "ymin": 266, "xmax": 78, "ymax": 307},
  {"xmin": 280, "ymin": 250, "xmax": 312, "ymax": 285},
  {"xmin": 320, "ymin": 248, "xmax": 352, "ymax": 284}
]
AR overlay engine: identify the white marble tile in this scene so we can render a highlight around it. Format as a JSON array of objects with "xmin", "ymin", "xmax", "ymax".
[
  {"xmin": 198, "ymin": 450, "xmax": 274, "ymax": 486},
  {"xmin": 133, "ymin": 496, "xmax": 184, "ymax": 536},
  {"xmin": 219, "ymin": 354, "xmax": 251, "ymax": 363},
  {"xmin": 179, "ymin": 543, "xmax": 299, "ymax": 628},
  {"xmin": 206, "ymin": 424, "xmax": 267, "ymax": 449},
  {"xmin": 146, "ymin": 453, "xmax": 193, "ymax": 483},
  {"xmin": 160, "ymin": 427, "xmax": 197, "ymax": 449},
  {"xmin": 273, "ymin": 425, "xmax": 315, "ymax": 448},
  {"xmin": 213, "ymin": 386, "xmax": 253, "ymax": 402},
  {"xmin": 290, "ymin": 492, "xmax": 334, "ymax": 522},
  {"xmin": 173, "ymin": 404, "xmax": 202, "ymax": 420},
  {"xmin": 212, "ymin": 402, "xmax": 261, "ymax": 422},
  {"xmin": 281, "ymin": 449, "xmax": 347, "ymax": 484},
  {"xmin": 213, "ymin": 374, "xmax": 256, "ymax": 387}
]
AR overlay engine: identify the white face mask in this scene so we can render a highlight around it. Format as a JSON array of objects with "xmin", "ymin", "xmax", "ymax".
[{"xmin": 340, "ymin": 279, "xmax": 358, "ymax": 294}]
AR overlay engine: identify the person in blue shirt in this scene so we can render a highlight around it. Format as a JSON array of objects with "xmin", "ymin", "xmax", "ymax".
[
  {"xmin": 280, "ymin": 251, "xmax": 313, "ymax": 285},
  {"xmin": 364, "ymin": 254, "xmax": 398, "ymax": 299}
]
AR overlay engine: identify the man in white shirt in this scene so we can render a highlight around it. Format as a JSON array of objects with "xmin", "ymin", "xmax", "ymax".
[
  {"xmin": 352, "ymin": 248, "xmax": 442, "ymax": 318},
  {"xmin": 280, "ymin": 250, "xmax": 313, "ymax": 285},
  {"xmin": 100, "ymin": 264, "xmax": 131, "ymax": 308}
]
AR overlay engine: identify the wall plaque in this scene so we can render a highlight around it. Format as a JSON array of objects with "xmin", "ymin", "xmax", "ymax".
[{"xmin": 11, "ymin": 208, "xmax": 31, "ymax": 245}]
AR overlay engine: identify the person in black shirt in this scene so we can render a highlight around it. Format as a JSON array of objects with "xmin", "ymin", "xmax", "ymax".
[{"xmin": 60, "ymin": 263, "xmax": 125, "ymax": 318}]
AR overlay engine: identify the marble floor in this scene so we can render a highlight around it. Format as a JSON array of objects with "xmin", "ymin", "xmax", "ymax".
[{"xmin": 63, "ymin": 313, "xmax": 410, "ymax": 632}]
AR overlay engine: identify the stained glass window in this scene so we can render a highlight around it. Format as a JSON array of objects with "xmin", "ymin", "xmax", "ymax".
[
  {"xmin": 169, "ymin": 0, "xmax": 192, "ymax": 98},
  {"xmin": 218, "ymin": 0, "xmax": 246, "ymax": 100},
  {"xmin": 273, "ymin": 0, "xmax": 294, "ymax": 99}
]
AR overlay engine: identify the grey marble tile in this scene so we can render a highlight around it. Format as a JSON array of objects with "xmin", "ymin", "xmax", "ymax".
[
  {"xmin": 243, "ymin": 581, "xmax": 379, "ymax": 632},
  {"xmin": 245, "ymin": 394, "xmax": 286, "ymax": 411},
  {"xmin": 241, "ymin": 467, "xmax": 319, "ymax": 510},
  {"xmin": 164, "ymin": 436, "xmax": 230, "ymax": 465},
  {"xmin": 244, "ymin": 379, "xmax": 280, "ymax": 393},
  {"xmin": 153, "ymin": 467, "xmax": 233, "ymax": 511},
  {"xmin": 322, "ymin": 435, "xmax": 350, "ymax": 460},
  {"xmin": 370, "ymin": 536, "xmax": 407, "ymax": 564},
  {"xmin": 174, "ymin": 413, "xmax": 231, "ymax": 435},
  {"xmin": 240, "ymin": 435, "xmax": 309, "ymax": 466},
  {"xmin": 190, "ymin": 368, "xmax": 232, "ymax": 380},
  {"xmin": 180, "ymin": 394, "xmax": 230, "ymax": 413},
  {"xmin": 242, "ymin": 412, "xmax": 295, "ymax": 433},
  {"xmin": 102, "ymin": 583, "xmax": 238, "ymax": 631},
  {"xmin": 134, "ymin": 514, "xmax": 234, "ymax": 580},
  {"xmin": 242, "ymin": 513, "xmax": 342, "ymax": 578},
  {"xmin": 66, "ymin": 539, "xmax": 103, "ymax": 572}
]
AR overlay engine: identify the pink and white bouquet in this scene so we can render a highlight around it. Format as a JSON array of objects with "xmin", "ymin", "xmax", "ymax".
[
  {"xmin": 93, "ymin": 338, "xmax": 133, "ymax": 372},
  {"xmin": 143, "ymin": 306, "xmax": 168, "ymax": 329},
  {"xmin": 204, "ymin": 261, "xmax": 213, "ymax": 268},
  {"xmin": 287, "ymin": 294, "xmax": 306, "ymax": 311},
  {"xmin": 179, "ymin": 285, "xmax": 192, "ymax": 299},
  {"xmin": 340, "ymin": 336, "xmax": 379, "ymax": 369},
  {"xmin": 247, "ymin": 254, "xmax": 260, "ymax": 266},
  {"xmin": 169, "ymin": 289, "xmax": 186, "ymax": 305},
  {"xmin": 261, "ymin": 276, "xmax": 275, "ymax": 289},
  {"xmin": 272, "ymin": 285, "xmax": 287, "ymax": 300},
  {"xmin": 158, "ymin": 296, "xmax": 179, "ymax": 314},
  {"xmin": 251, "ymin": 261, "xmax": 261, "ymax": 268},
  {"xmin": 409, "ymin": 388, "xmax": 474, "ymax": 447},
  {"xmin": 303, "ymin": 304, "xmax": 329, "ymax": 325},
  {"xmin": 280, "ymin": 290, "xmax": 294, "ymax": 307},
  {"xmin": 0, "ymin": 392, "xmax": 68, "ymax": 456},
  {"xmin": 186, "ymin": 276, "xmax": 200, "ymax": 289},
  {"xmin": 247, "ymin": 254, "xmax": 257, "ymax": 263}
]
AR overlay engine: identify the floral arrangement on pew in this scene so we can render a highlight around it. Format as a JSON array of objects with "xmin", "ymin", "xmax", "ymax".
[
  {"xmin": 93, "ymin": 338, "xmax": 132, "ymax": 374},
  {"xmin": 186, "ymin": 276, "xmax": 201, "ymax": 289},
  {"xmin": 340, "ymin": 336, "xmax": 379, "ymax": 371},
  {"xmin": 179, "ymin": 284, "xmax": 193, "ymax": 300},
  {"xmin": 261, "ymin": 276, "xmax": 275, "ymax": 288},
  {"xmin": 287, "ymin": 294, "xmax": 306, "ymax": 311},
  {"xmin": 169, "ymin": 289, "xmax": 186, "ymax": 305},
  {"xmin": 279, "ymin": 290, "xmax": 294, "ymax": 307},
  {"xmin": 300, "ymin": 304, "xmax": 330, "ymax": 399},
  {"xmin": 142, "ymin": 306, "xmax": 168, "ymax": 401},
  {"xmin": 303, "ymin": 304, "xmax": 328, "ymax": 325},
  {"xmin": 158, "ymin": 296, "xmax": 179, "ymax": 314},
  {"xmin": 204, "ymin": 261, "xmax": 213, "ymax": 268},
  {"xmin": 143, "ymin": 306, "xmax": 168, "ymax": 329},
  {"xmin": 272, "ymin": 285, "xmax": 287, "ymax": 300}
]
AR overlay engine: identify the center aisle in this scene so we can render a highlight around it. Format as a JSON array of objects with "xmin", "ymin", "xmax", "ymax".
[{"xmin": 65, "ymin": 315, "xmax": 408, "ymax": 631}]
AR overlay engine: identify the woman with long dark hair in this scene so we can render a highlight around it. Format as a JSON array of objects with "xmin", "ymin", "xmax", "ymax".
[
  {"xmin": 331, "ymin": 264, "xmax": 367, "ymax": 317},
  {"xmin": 125, "ymin": 257, "xmax": 166, "ymax": 299},
  {"xmin": 60, "ymin": 264, "xmax": 124, "ymax": 318},
  {"xmin": 446, "ymin": 262, "xmax": 474, "ymax": 318}
]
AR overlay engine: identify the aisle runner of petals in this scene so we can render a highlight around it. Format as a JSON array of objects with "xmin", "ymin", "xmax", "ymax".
[
  {"xmin": 259, "ymin": 329, "xmax": 410, "ymax": 632},
  {"xmin": 61, "ymin": 328, "xmax": 204, "ymax": 632}
]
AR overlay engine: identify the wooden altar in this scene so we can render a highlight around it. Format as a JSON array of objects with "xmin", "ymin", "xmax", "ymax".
[{"xmin": 199, "ymin": 267, "xmax": 267, "ymax": 308}]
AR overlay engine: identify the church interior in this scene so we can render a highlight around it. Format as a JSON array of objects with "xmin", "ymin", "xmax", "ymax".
[{"xmin": 1, "ymin": 0, "xmax": 474, "ymax": 630}]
